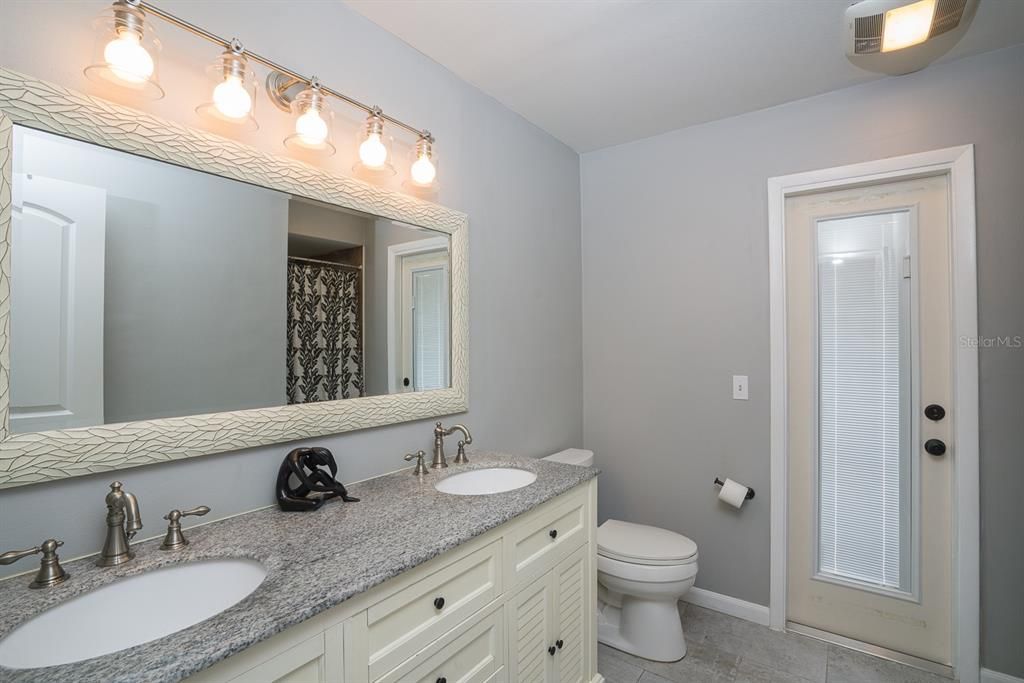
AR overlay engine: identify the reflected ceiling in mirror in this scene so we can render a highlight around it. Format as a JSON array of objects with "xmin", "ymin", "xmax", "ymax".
[{"xmin": 10, "ymin": 125, "xmax": 451, "ymax": 433}]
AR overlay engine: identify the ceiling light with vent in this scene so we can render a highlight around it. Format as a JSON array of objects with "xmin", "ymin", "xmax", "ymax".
[{"xmin": 844, "ymin": 0, "xmax": 979, "ymax": 75}]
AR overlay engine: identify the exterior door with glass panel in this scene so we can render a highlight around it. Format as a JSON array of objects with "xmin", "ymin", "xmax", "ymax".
[
  {"xmin": 785, "ymin": 175, "xmax": 953, "ymax": 664},
  {"xmin": 399, "ymin": 250, "xmax": 450, "ymax": 392}
]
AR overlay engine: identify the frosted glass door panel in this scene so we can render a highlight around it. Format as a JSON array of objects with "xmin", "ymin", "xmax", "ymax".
[{"xmin": 816, "ymin": 211, "xmax": 912, "ymax": 593}]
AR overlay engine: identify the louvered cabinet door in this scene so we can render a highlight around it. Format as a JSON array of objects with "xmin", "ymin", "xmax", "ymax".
[
  {"xmin": 507, "ymin": 574, "xmax": 554, "ymax": 683},
  {"xmin": 552, "ymin": 547, "xmax": 587, "ymax": 683}
]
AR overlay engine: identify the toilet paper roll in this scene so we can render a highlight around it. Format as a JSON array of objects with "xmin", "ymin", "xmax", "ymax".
[{"xmin": 718, "ymin": 478, "xmax": 750, "ymax": 509}]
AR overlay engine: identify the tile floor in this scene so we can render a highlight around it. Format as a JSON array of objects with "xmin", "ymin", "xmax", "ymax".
[{"xmin": 598, "ymin": 604, "xmax": 953, "ymax": 683}]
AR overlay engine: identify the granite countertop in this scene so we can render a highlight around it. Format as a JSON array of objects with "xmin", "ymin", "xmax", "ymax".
[{"xmin": 0, "ymin": 452, "xmax": 599, "ymax": 683}]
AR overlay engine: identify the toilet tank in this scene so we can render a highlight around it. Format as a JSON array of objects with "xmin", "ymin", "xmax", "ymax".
[{"xmin": 543, "ymin": 448, "xmax": 594, "ymax": 467}]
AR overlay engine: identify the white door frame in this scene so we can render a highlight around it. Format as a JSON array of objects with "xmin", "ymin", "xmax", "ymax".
[{"xmin": 767, "ymin": 146, "xmax": 979, "ymax": 682}]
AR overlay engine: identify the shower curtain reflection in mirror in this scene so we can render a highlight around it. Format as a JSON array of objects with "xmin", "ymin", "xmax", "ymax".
[{"xmin": 286, "ymin": 259, "xmax": 365, "ymax": 403}]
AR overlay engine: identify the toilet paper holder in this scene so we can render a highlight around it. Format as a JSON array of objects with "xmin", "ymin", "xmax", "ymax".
[{"xmin": 714, "ymin": 477, "xmax": 755, "ymax": 500}]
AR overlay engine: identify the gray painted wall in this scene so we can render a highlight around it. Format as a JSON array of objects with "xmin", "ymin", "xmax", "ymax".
[
  {"xmin": 14, "ymin": 127, "xmax": 289, "ymax": 424},
  {"xmin": 0, "ymin": 0, "xmax": 582, "ymax": 591},
  {"xmin": 581, "ymin": 45, "xmax": 1023, "ymax": 675}
]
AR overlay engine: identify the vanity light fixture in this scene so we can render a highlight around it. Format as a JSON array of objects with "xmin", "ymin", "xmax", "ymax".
[
  {"xmin": 409, "ymin": 133, "xmax": 438, "ymax": 187},
  {"xmin": 84, "ymin": 0, "xmax": 440, "ymax": 186},
  {"xmin": 195, "ymin": 41, "xmax": 258, "ymax": 130},
  {"xmin": 84, "ymin": 0, "xmax": 164, "ymax": 98},
  {"xmin": 283, "ymin": 81, "xmax": 336, "ymax": 155},
  {"xmin": 355, "ymin": 109, "xmax": 395, "ymax": 175}
]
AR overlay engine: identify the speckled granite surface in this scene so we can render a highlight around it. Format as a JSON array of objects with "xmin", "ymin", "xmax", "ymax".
[{"xmin": 0, "ymin": 452, "xmax": 598, "ymax": 683}]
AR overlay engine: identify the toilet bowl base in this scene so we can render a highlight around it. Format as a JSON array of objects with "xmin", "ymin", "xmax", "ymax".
[{"xmin": 597, "ymin": 597, "xmax": 687, "ymax": 663}]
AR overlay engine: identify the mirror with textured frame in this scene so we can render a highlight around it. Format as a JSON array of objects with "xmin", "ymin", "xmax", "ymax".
[{"xmin": 0, "ymin": 68, "xmax": 468, "ymax": 488}]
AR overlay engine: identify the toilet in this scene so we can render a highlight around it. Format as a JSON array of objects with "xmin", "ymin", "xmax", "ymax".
[{"xmin": 544, "ymin": 449, "xmax": 698, "ymax": 663}]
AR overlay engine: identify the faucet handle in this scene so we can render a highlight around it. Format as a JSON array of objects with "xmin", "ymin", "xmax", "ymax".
[
  {"xmin": 175, "ymin": 506, "xmax": 211, "ymax": 519},
  {"xmin": 160, "ymin": 505, "xmax": 210, "ymax": 551},
  {"xmin": 405, "ymin": 450, "xmax": 429, "ymax": 476},
  {"xmin": 0, "ymin": 539, "xmax": 70, "ymax": 589}
]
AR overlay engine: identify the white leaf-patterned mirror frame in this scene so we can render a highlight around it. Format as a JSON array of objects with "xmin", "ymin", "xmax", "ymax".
[{"xmin": 0, "ymin": 68, "xmax": 468, "ymax": 489}]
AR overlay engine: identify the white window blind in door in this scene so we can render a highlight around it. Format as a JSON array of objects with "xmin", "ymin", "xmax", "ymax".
[
  {"xmin": 411, "ymin": 266, "xmax": 448, "ymax": 391},
  {"xmin": 816, "ymin": 211, "xmax": 912, "ymax": 592}
]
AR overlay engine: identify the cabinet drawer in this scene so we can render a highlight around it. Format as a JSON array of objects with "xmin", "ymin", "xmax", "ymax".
[
  {"xmin": 507, "ymin": 488, "xmax": 587, "ymax": 589},
  {"xmin": 367, "ymin": 540, "xmax": 501, "ymax": 680},
  {"xmin": 376, "ymin": 605, "xmax": 505, "ymax": 683}
]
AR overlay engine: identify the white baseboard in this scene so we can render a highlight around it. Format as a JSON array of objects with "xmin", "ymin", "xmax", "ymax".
[
  {"xmin": 681, "ymin": 587, "xmax": 770, "ymax": 627},
  {"xmin": 982, "ymin": 669, "xmax": 1024, "ymax": 683}
]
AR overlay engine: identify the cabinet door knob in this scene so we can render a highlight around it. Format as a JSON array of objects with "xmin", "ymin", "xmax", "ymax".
[
  {"xmin": 549, "ymin": 529, "xmax": 558, "ymax": 539},
  {"xmin": 548, "ymin": 645, "xmax": 557, "ymax": 656},
  {"xmin": 433, "ymin": 597, "xmax": 445, "ymax": 610},
  {"xmin": 556, "ymin": 639, "xmax": 564, "ymax": 649}
]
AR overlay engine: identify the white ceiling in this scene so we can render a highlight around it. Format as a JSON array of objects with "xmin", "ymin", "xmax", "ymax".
[{"xmin": 344, "ymin": 0, "xmax": 1024, "ymax": 152}]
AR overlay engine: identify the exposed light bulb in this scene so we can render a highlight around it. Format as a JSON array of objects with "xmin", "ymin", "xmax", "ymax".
[
  {"xmin": 103, "ymin": 29, "xmax": 154, "ymax": 84},
  {"xmin": 359, "ymin": 132, "xmax": 388, "ymax": 168},
  {"xmin": 212, "ymin": 75, "xmax": 252, "ymax": 119},
  {"xmin": 296, "ymin": 108, "xmax": 329, "ymax": 145},
  {"xmin": 411, "ymin": 153, "xmax": 437, "ymax": 185},
  {"xmin": 881, "ymin": 0, "xmax": 937, "ymax": 53}
]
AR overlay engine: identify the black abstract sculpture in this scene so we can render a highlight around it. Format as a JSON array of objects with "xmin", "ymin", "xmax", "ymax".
[{"xmin": 276, "ymin": 447, "xmax": 360, "ymax": 511}]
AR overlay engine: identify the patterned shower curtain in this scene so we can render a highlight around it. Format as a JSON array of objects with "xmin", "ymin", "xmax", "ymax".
[{"xmin": 286, "ymin": 259, "xmax": 364, "ymax": 403}]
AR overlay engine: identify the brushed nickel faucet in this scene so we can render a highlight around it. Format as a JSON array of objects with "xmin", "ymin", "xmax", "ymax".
[
  {"xmin": 404, "ymin": 450, "xmax": 429, "ymax": 476},
  {"xmin": 432, "ymin": 422, "xmax": 473, "ymax": 468},
  {"xmin": 159, "ymin": 505, "xmax": 210, "ymax": 551},
  {"xmin": 0, "ymin": 538, "xmax": 70, "ymax": 589},
  {"xmin": 97, "ymin": 481, "xmax": 143, "ymax": 567}
]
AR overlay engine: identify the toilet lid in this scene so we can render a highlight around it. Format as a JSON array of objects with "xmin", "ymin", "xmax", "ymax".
[{"xmin": 597, "ymin": 520, "xmax": 698, "ymax": 566}]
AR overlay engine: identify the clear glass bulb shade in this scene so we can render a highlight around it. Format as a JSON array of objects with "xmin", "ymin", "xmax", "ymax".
[
  {"xmin": 353, "ymin": 115, "xmax": 395, "ymax": 176},
  {"xmin": 404, "ymin": 139, "xmax": 439, "ymax": 192},
  {"xmin": 359, "ymin": 133, "xmax": 389, "ymax": 168},
  {"xmin": 84, "ymin": 4, "xmax": 164, "ymax": 99},
  {"xmin": 196, "ymin": 52, "xmax": 259, "ymax": 131},
  {"xmin": 283, "ymin": 88, "xmax": 336, "ymax": 155},
  {"xmin": 296, "ymin": 110, "xmax": 329, "ymax": 144},
  {"xmin": 410, "ymin": 151, "xmax": 437, "ymax": 186}
]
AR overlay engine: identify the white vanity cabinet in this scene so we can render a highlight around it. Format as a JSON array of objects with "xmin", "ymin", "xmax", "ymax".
[{"xmin": 186, "ymin": 479, "xmax": 599, "ymax": 683}]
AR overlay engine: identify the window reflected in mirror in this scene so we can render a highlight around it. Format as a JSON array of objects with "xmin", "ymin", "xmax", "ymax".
[{"xmin": 9, "ymin": 125, "xmax": 451, "ymax": 433}]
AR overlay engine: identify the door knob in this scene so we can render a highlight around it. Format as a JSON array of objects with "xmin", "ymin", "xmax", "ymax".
[
  {"xmin": 924, "ymin": 439, "xmax": 947, "ymax": 456},
  {"xmin": 924, "ymin": 404, "xmax": 946, "ymax": 421},
  {"xmin": 548, "ymin": 645, "xmax": 557, "ymax": 656}
]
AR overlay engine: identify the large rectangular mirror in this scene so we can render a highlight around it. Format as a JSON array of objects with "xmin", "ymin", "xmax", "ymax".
[
  {"xmin": 0, "ymin": 68, "xmax": 467, "ymax": 488},
  {"xmin": 10, "ymin": 126, "xmax": 450, "ymax": 432}
]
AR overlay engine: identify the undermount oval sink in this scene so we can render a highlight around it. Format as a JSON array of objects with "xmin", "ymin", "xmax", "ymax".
[
  {"xmin": 0, "ymin": 557, "xmax": 266, "ymax": 669},
  {"xmin": 435, "ymin": 467, "xmax": 537, "ymax": 495}
]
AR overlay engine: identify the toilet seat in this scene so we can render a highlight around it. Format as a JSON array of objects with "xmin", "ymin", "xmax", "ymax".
[
  {"xmin": 597, "ymin": 520, "xmax": 698, "ymax": 566},
  {"xmin": 597, "ymin": 553, "xmax": 698, "ymax": 583}
]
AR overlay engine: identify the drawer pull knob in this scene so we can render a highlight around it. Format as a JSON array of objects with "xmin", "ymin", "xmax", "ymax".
[
  {"xmin": 549, "ymin": 529, "xmax": 558, "ymax": 539},
  {"xmin": 436, "ymin": 678, "xmax": 447, "ymax": 683},
  {"xmin": 433, "ymin": 597, "xmax": 445, "ymax": 610},
  {"xmin": 556, "ymin": 639, "xmax": 564, "ymax": 649},
  {"xmin": 548, "ymin": 645, "xmax": 557, "ymax": 656}
]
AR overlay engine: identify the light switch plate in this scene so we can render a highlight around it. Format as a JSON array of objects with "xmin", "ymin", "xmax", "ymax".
[{"xmin": 733, "ymin": 375, "xmax": 749, "ymax": 400}]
